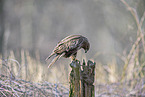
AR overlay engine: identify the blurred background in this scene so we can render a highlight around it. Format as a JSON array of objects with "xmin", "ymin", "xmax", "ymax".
[{"xmin": 0, "ymin": 0, "xmax": 145, "ymax": 90}]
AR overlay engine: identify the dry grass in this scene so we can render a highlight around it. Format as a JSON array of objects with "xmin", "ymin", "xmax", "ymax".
[{"xmin": 0, "ymin": 74, "xmax": 69, "ymax": 97}]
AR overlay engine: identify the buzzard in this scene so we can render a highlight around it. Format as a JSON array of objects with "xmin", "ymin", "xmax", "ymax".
[{"xmin": 45, "ymin": 35, "xmax": 90, "ymax": 68}]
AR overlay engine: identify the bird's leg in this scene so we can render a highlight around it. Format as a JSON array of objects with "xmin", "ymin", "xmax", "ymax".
[
  {"xmin": 70, "ymin": 52, "xmax": 77, "ymax": 61},
  {"xmin": 70, "ymin": 55, "xmax": 76, "ymax": 61}
]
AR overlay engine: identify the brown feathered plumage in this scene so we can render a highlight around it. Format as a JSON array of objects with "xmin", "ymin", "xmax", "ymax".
[{"xmin": 45, "ymin": 35, "xmax": 90, "ymax": 68}]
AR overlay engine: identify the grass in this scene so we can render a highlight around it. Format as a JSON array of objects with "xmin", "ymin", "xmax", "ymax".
[{"xmin": 1, "ymin": 49, "xmax": 145, "ymax": 96}]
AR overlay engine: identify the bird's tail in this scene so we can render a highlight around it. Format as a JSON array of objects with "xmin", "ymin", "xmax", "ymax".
[
  {"xmin": 45, "ymin": 52, "xmax": 55, "ymax": 61},
  {"xmin": 47, "ymin": 53, "xmax": 65, "ymax": 68}
]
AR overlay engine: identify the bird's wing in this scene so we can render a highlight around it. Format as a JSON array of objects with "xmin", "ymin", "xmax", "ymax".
[
  {"xmin": 65, "ymin": 36, "xmax": 85, "ymax": 51},
  {"xmin": 65, "ymin": 38, "xmax": 79, "ymax": 52},
  {"xmin": 58, "ymin": 35, "xmax": 82, "ymax": 44},
  {"xmin": 48, "ymin": 53, "xmax": 65, "ymax": 68},
  {"xmin": 76, "ymin": 36, "xmax": 84, "ymax": 48},
  {"xmin": 53, "ymin": 35, "xmax": 82, "ymax": 54},
  {"xmin": 53, "ymin": 43, "xmax": 65, "ymax": 54}
]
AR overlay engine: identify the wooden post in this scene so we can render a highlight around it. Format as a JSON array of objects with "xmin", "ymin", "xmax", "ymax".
[
  {"xmin": 69, "ymin": 60, "xmax": 81, "ymax": 97},
  {"xmin": 69, "ymin": 60, "xmax": 95, "ymax": 97}
]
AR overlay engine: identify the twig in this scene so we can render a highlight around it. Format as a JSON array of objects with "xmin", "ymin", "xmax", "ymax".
[
  {"xmin": 120, "ymin": 0, "xmax": 145, "ymax": 81},
  {"xmin": 121, "ymin": 0, "xmax": 145, "ymax": 52}
]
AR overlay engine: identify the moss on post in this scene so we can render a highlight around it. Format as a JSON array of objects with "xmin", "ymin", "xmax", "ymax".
[
  {"xmin": 69, "ymin": 60, "xmax": 81, "ymax": 97},
  {"xmin": 69, "ymin": 60, "xmax": 95, "ymax": 97}
]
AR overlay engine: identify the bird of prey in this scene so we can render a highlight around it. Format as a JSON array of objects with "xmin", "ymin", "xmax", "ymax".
[{"xmin": 45, "ymin": 35, "xmax": 90, "ymax": 68}]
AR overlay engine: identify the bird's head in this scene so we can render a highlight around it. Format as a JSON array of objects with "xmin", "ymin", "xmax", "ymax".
[
  {"xmin": 83, "ymin": 39, "xmax": 90, "ymax": 53},
  {"xmin": 84, "ymin": 42, "xmax": 90, "ymax": 53}
]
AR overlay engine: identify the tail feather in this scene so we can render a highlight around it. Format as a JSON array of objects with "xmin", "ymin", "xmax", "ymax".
[
  {"xmin": 45, "ymin": 52, "xmax": 55, "ymax": 61},
  {"xmin": 47, "ymin": 53, "xmax": 65, "ymax": 68}
]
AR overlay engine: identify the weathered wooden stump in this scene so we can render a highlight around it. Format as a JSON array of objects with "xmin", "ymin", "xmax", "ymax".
[{"xmin": 69, "ymin": 59, "xmax": 95, "ymax": 97}]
